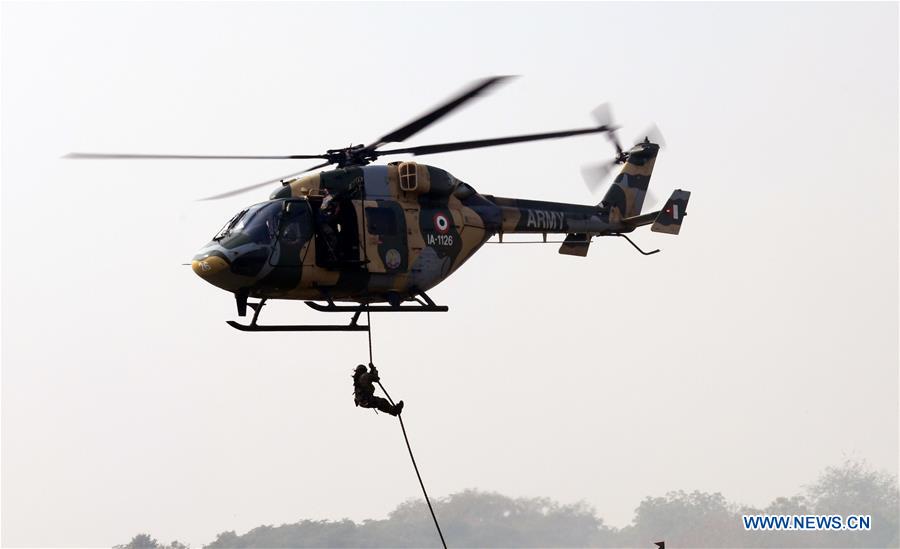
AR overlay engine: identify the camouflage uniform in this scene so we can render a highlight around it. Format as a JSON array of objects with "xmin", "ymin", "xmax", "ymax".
[{"xmin": 353, "ymin": 364, "xmax": 403, "ymax": 416}]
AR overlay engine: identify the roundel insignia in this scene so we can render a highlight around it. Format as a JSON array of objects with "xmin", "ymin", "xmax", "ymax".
[
  {"xmin": 385, "ymin": 248, "xmax": 402, "ymax": 270},
  {"xmin": 433, "ymin": 213, "xmax": 450, "ymax": 234}
]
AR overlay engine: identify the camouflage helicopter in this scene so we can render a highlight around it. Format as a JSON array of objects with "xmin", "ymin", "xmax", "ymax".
[{"xmin": 68, "ymin": 76, "xmax": 690, "ymax": 332}]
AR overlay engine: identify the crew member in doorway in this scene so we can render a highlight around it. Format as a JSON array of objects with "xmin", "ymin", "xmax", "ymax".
[
  {"xmin": 353, "ymin": 364, "xmax": 403, "ymax": 416},
  {"xmin": 319, "ymin": 188, "xmax": 341, "ymax": 261}
]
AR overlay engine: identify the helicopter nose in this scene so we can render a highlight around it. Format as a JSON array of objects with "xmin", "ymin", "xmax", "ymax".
[
  {"xmin": 192, "ymin": 255, "xmax": 229, "ymax": 278},
  {"xmin": 191, "ymin": 249, "xmax": 244, "ymax": 291}
]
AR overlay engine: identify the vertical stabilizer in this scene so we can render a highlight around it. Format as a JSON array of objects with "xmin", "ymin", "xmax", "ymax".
[{"xmin": 651, "ymin": 189, "xmax": 691, "ymax": 235}]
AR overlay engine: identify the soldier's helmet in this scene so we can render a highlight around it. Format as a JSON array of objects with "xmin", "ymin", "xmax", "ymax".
[{"xmin": 354, "ymin": 364, "xmax": 367, "ymax": 375}]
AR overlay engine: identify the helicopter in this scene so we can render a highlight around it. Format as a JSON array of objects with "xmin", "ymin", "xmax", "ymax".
[{"xmin": 67, "ymin": 76, "xmax": 691, "ymax": 332}]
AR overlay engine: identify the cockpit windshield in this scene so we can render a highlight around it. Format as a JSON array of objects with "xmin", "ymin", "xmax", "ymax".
[
  {"xmin": 213, "ymin": 201, "xmax": 282, "ymax": 245},
  {"xmin": 214, "ymin": 211, "xmax": 244, "ymax": 240}
]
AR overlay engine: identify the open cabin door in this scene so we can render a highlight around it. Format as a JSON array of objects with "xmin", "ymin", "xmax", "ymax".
[{"xmin": 311, "ymin": 194, "xmax": 363, "ymax": 269}]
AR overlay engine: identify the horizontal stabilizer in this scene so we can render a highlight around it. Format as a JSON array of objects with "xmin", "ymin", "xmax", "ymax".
[
  {"xmin": 558, "ymin": 233, "xmax": 590, "ymax": 257},
  {"xmin": 651, "ymin": 189, "xmax": 691, "ymax": 235}
]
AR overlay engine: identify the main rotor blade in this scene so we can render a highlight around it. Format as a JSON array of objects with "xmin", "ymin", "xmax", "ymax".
[
  {"xmin": 64, "ymin": 153, "xmax": 329, "ymax": 160},
  {"xmin": 367, "ymin": 75, "xmax": 514, "ymax": 149},
  {"xmin": 591, "ymin": 103, "xmax": 624, "ymax": 157},
  {"xmin": 375, "ymin": 126, "xmax": 614, "ymax": 157},
  {"xmin": 198, "ymin": 160, "xmax": 333, "ymax": 201}
]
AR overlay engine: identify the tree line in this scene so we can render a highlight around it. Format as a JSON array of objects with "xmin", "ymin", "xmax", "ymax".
[{"xmin": 117, "ymin": 460, "xmax": 899, "ymax": 548}]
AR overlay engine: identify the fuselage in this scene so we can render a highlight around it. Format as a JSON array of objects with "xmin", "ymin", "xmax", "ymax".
[{"xmin": 192, "ymin": 161, "xmax": 620, "ymax": 304}]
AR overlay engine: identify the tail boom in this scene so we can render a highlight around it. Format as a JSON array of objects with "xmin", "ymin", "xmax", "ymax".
[
  {"xmin": 482, "ymin": 186, "xmax": 689, "ymax": 258},
  {"xmin": 488, "ymin": 196, "xmax": 609, "ymax": 235}
]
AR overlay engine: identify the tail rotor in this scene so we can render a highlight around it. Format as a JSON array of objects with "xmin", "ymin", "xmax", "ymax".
[{"xmin": 581, "ymin": 105, "xmax": 665, "ymax": 197}]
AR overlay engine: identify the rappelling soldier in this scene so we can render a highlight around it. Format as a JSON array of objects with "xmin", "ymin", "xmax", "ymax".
[{"xmin": 353, "ymin": 363, "xmax": 404, "ymax": 416}]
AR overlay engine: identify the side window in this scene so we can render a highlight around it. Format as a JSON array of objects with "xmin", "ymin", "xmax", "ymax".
[
  {"xmin": 366, "ymin": 208, "xmax": 398, "ymax": 235},
  {"xmin": 281, "ymin": 219, "xmax": 302, "ymax": 244},
  {"xmin": 399, "ymin": 163, "xmax": 418, "ymax": 191}
]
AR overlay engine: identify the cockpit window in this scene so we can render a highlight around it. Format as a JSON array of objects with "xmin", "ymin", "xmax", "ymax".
[
  {"xmin": 214, "ymin": 202, "xmax": 282, "ymax": 245},
  {"xmin": 214, "ymin": 210, "xmax": 245, "ymax": 240}
]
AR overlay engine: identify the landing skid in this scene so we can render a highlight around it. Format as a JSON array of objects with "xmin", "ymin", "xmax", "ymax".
[
  {"xmin": 226, "ymin": 299, "xmax": 370, "ymax": 332},
  {"xmin": 225, "ymin": 292, "xmax": 449, "ymax": 332}
]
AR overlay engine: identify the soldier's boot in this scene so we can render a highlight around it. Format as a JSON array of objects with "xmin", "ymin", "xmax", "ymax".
[{"xmin": 373, "ymin": 396, "xmax": 396, "ymax": 416}]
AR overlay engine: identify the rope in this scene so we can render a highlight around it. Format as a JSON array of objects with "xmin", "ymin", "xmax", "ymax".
[
  {"xmin": 366, "ymin": 307, "xmax": 374, "ymax": 364},
  {"xmin": 365, "ymin": 305, "xmax": 448, "ymax": 549},
  {"xmin": 358, "ymin": 179, "xmax": 445, "ymax": 547}
]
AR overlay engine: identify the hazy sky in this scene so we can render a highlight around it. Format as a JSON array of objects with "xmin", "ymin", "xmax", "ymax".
[{"xmin": 2, "ymin": 2, "xmax": 898, "ymax": 547}]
